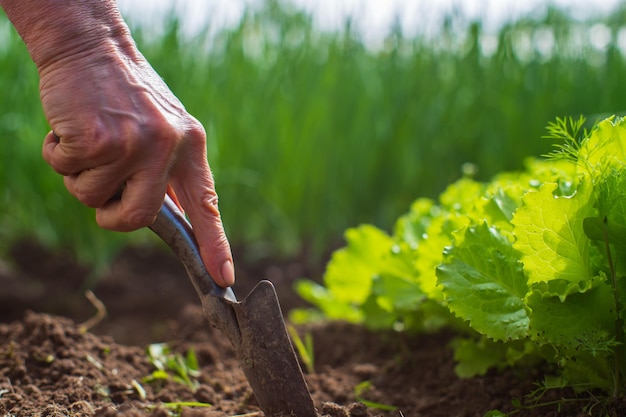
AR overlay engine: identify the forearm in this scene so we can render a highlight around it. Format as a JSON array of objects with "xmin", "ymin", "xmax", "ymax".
[{"xmin": 0, "ymin": 0, "xmax": 136, "ymax": 68}]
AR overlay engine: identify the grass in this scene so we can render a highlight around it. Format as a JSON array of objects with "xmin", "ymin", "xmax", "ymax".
[
  {"xmin": 287, "ymin": 325, "xmax": 315, "ymax": 374},
  {"xmin": 3, "ymin": 2, "xmax": 626, "ymax": 272},
  {"xmin": 354, "ymin": 380, "xmax": 398, "ymax": 412}
]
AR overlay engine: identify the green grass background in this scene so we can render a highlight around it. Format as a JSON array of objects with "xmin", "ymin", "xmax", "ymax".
[{"xmin": 2, "ymin": 1, "xmax": 626, "ymax": 271}]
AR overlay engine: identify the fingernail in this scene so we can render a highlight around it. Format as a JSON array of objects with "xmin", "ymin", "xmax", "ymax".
[{"xmin": 220, "ymin": 259, "xmax": 235, "ymax": 287}]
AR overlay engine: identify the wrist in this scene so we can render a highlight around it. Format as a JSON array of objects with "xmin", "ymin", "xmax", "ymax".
[{"xmin": 1, "ymin": 0, "xmax": 135, "ymax": 69}]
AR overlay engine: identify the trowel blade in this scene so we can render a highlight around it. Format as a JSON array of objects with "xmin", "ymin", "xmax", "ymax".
[{"xmin": 203, "ymin": 280, "xmax": 317, "ymax": 417}]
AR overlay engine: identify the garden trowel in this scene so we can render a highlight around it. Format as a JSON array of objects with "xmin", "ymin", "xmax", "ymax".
[{"xmin": 149, "ymin": 195, "xmax": 317, "ymax": 417}]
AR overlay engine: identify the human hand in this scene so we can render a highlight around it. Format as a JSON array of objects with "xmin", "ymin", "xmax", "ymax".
[{"xmin": 0, "ymin": 0, "xmax": 235, "ymax": 287}]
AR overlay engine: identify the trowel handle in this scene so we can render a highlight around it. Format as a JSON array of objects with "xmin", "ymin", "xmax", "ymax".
[{"xmin": 149, "ymin": 195, "xmax": 237, "ymax": 302}]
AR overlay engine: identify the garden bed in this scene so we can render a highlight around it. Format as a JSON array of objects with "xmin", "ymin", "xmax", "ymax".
[{"xmin": 0, "ymin": 240, "xmax": 621, "ymax": 416}]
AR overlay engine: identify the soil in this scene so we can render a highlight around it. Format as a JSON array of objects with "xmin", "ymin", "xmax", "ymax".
[{"xmin": 1, "ymin": 239, "xmax": 625, "ymax": 417}]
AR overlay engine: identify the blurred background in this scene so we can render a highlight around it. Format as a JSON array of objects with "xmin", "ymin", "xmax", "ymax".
[{"xmin": 2, "ymin": 0, "xmax": 626, "ymax": 275}]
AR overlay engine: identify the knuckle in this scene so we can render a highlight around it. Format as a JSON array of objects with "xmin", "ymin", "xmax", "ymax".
[
  {"xmin": 71, "ymin": 186, "xmax": 104, "ymax": 208},
  {"xmin": 185, "ymin": 120, "xmax": 207, "ymax": 148},
  {"xmin": 200, "ymin": 191, "xmax": 220, "ymax": 217},
  {"xmin": 202, "ymin": 233, "xmax": 230, "ymax": 262},
  {"xmin": 47, "ymin": 158, "xmax": 72, "ymax": 176},
  {"xmin": 143, "ymin": 116, "xmax": 171, "ymax": 137},
  {"xmin": 122, "ymin": 207, "xmax": 156, "ymax": 230},
  {"xmin": 66, "ymin": 170, "xmax": 114, "ymax": 208},
  {"xmin": 43, "ymin": 147, "xmax": 74, "ymax": 176},
  {"xmin": 212, "ymin": 231, "xmax": 230, "ymax": 252},
  {"xmin": 187, "ymin": 118, "xmax": 206, "ymax": 137},
  {"xmin": 143, "ymin": 120, "xmax": 184, "ymax": 156}
]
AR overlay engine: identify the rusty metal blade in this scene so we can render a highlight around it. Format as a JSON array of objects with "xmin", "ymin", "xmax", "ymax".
[
  {"xmin": 200, "ymin": 283, "xmax": 317, "ymax": 417},
  {"xmin": 230, "ymin": 280, "xmax": 317, "ymax": 416}
]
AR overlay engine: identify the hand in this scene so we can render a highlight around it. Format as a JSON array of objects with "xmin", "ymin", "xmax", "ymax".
[{"xmin": 0, "ymin": 0, "xmax": 235, "ymax": 287}]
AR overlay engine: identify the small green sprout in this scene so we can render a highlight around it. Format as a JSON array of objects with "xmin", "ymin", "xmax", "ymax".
[
  {"xmin": 161, "ymin": 401, "xmax": 212, "ymax": 410},
  {"xmin": 143, "ymin": 343, "xmax": 201, "ymax": 392},
  {"xmin": 354, "ymin": 381, "xmax": 398, "ymax": 411},
  {"xmin": 85, "ymin": 354, "xmax": 104, "ymax": 371},
  {"xmin": 144, "ymin": 401, "xmax": 212, "ymax": 417},
  {"xmin": 483, "ymin": 411, "xmax": 508, "ymax": 417},
  {"xmin": 131, "ymin": 379, "xmax": 147, "ymax": 400},
  {"xmin": 287, "ymin": 325, "xmax": 315, "ymax": 374}
]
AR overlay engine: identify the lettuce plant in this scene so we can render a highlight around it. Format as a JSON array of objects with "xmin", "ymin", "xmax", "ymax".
[{"xmin": 295, "ymin": 116, "xmax": 626, "ymax": 396}]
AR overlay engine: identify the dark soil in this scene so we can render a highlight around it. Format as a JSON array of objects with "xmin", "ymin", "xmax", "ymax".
[{"xmin": 1, "ymin": 239, "xmax": 625, "ymax": 416}]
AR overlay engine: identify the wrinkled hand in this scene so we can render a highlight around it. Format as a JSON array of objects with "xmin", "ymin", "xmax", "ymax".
[{"xmin": 35, "ymin": 29, "xmax": 235, "ymax": 287}]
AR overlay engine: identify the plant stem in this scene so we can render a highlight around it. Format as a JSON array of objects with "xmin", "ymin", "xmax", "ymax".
[{"xmin": 603, "ymin": 216, "xmax": 624, "ymax": 397}]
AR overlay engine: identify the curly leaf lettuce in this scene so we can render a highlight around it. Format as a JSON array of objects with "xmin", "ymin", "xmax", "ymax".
[
  {"xmin": 437, "ymin": 223, "xmax": 529, "ymax": 341},
  {"xmin": 578, "ymin": 116, "xmax": 626, "ymax": 177},
  {"xmin": 512, "ymin": 179, "xmax": 600, "ymax": 299},
  {"xmin": 526, "ymin": 281, "xmax": 614, "ymax": 348},
  {"xmin": 294, "ymin": 116, "xmax": 626, "ymax": 395}
]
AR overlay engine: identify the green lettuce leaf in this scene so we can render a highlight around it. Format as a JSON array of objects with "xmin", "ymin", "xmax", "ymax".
[
  {"xmin": 293, "ymin": 280, "xmax": 363, "ymax": 323},
  {"xmin": 323, "ymin": 225, "xmax": 398, "ymax": 304},
  {"xmin": 414, "ymin": 213, "xmax": 468, "ymax": 301},
  {"xmin": 393, "ymin": 198, "xmax": 436, "ymax": 249},
  {"xmin": 452, "ymin": 336, "xmax": 539, "ymax": 378},
  {"xmin": 578, "ymin": 117, "xmax": 626, "ymax": 178},
  {"xmin": 371, "ymin": 274, "xmax": 425, "ymax": 313},
  {"xmin": 525, "ymin": 282, "xmax": 618, "ymax": 391},
  {"xmin": 512, "ymin": 179, "xmax": 599, "ymax": 299},
  {"xmin": 439, "ymin": 178, "xmax": 485, "ymax": 213},
  {"xmin": 526, "ymin": 280, "xmax": 615, "ymax": 348},
  {"xmin": 437, "ymin": 222, "xmax": 529, "ymax": 341}
]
